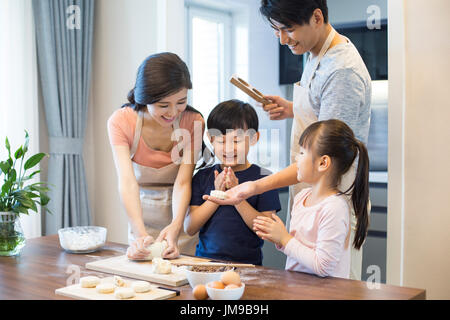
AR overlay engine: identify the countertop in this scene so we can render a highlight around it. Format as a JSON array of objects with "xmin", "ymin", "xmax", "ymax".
[{"xmin": 0, "ymin": 235, "xmax": 426, "ymax": 300}]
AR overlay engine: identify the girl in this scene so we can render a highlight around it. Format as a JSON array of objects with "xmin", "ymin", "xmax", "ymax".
[
  {"xmin": 107, "ymin": 52, "xmax": 205, "ymax": 260},
  {"xmin": 253, "ymin": 119, "xmax": 369, "ymax": 278}
]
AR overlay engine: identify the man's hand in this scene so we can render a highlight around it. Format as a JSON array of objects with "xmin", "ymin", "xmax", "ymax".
[
  {"xmin": 260, "ymin": 95, "xmax": 294, "ymax": 120},
  {"xmin": 203, "ymin": 180, "xmax": 258, "ymax": 205}
]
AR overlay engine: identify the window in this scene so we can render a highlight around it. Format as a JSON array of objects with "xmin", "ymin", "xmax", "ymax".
[{"xmin": 186, "ymin": 5, "xmax": 233, "ymax": 119}]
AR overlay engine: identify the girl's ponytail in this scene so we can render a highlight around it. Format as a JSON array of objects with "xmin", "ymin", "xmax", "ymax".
[{"xmin": 351, "ymin": 140, "xmax": 370, "ymax": 249}]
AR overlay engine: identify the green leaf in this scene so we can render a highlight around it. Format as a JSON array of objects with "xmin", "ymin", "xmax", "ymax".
[
  {"xmin": 1, "ymin": 180, "xmax": 12, "ymax": 196},
  {"xmin": 10, "ymin": 169, "xmax": 16, "ymax": 182},
  {"xmin": 24, "ymin": 153, "xmax": 46, "ymax": 170},
  {"xmin": 14, "ymin": 146, "xmax": 23, "ymax": 160},
  {"xmin": 23, "ymin": 131, "xmax": 29, "ymax": 154},
  {"xmin": 40, "ymin": 193, "xmax": 50, "ymax": 206},
  {"xmin": 5, "ymin": 137, "xmax": 11, "ymax": 156},
  {"xmin": 0, "ymin": 161, "xmax": 9, "ymax": 175}
]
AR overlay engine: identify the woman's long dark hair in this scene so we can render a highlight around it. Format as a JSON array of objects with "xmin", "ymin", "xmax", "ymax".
[
  {"xmin": 299, "ymin": 119, "xmax": 369, "ymax": 250},
  {"xmin": 122, "ymin": 52, "xmax": 209, "ymax": 168}
]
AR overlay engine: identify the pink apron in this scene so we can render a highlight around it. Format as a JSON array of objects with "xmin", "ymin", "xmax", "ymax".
[{"xmin": 128, "ymin": 111, "xmax": 199, "ymax": 255}]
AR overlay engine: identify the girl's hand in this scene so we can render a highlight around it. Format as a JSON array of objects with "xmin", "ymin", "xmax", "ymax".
[
  {"xmin": 253, "ymin": 214, "xmax": 293, "ymax": 247},
  {"xmin": 214, "ymin": 169, "xmax": 227, "ymax": 191},
  {"xmin": 203, "ymin": 180, "xmax": 257, "ymax": 205},
  {"xmin": 224, "ymin": 167, "xmax": 239, "ymax": 190},
  {"xmin": 156, "ymin": 223, "xmax": 181, "ymax": 259},
  {"xmin": 126, "ymin": 235, "xmax": 154, "ymax": 260}
]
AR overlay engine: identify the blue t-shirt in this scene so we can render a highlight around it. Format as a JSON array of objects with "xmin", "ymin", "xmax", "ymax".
[{"xmin": 190, "ymin": 164, "xmax": 282, "ymax": 265}]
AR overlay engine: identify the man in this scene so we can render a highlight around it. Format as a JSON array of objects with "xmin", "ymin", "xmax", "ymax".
[{"xmin": 206, "ymin": 0, "xmax": 372, "ymax": 280}]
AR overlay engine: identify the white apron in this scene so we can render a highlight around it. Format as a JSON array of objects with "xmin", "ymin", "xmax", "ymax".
[
  {"xmin": 128, "ymin": 111, "xmax": 199, "ymax": 255},
  {"xmin": 287, "ymin": 28, "xmax": 363, "ymax": 280}
]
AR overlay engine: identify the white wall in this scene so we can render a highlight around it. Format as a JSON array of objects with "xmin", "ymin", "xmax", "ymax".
[
  {"xmin": 388, "ymin": 0, "xmax": 450, "ymax": 299},
  {"xmin": 88, "ymin": 0, "xmax": 159, "ymax": 244}
]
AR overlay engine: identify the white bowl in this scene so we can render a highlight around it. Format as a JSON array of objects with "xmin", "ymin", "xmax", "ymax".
[
  {"xmin": 184, "ymin": 268, "xmax": 223, "ymax": 289},
  {"xmin": 206, "ymin": 282, "xmax": 245, "ymax": 300},
  {"xmin": 58, "ymin": 226, "xmax": 107, "ymax": 253}
]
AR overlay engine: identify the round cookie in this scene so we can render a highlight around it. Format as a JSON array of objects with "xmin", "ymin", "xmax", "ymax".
[
  {"xmin": 115, "ymin": 287, "xmax": 136, "ymax": 299},
  {"xmin": 80, "ymin": 276, "xmax": 100, "ymax": 288},
  {"xmin": 131, "ymin": 281, "xmax": 153, "ymax": 293},
  {"xmin": 96, "ymin": 283, "xmax": 115, "ymax": 294}
]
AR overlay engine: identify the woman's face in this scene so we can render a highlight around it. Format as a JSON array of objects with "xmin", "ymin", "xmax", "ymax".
[{"xmin": 147, "ymin": 88, "xmax": 188, "ymax": 127}]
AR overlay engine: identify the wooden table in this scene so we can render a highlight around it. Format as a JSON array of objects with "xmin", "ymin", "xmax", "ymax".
[{"xmin": 0, "ymin": 235, "xmax": 425, "ymax": 300}]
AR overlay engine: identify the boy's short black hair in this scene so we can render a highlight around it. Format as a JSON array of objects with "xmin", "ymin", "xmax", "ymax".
[
  {"xmin": 207, "ymin": 99, "xmax": 259, "ymax": 135},
  {"xmin": 260, "ymin": 0, "xmax": 329, "ymax": 28}
]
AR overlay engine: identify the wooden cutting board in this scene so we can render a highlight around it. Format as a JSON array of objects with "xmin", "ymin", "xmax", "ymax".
[
  {"xmin": 55, "ymin": 277, "xmax": 176, "ymax": 300},
  {"xmin": 85, "ymin": 255, "xmax": 188, "ymax": 286}
]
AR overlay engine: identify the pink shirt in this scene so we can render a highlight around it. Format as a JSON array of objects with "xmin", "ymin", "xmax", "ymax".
[
  {"xmin": 279, "ymin": 188, "xmax": 351, "ymax": 278},
  {"xmin": 107, "ymin": 107, "xmax": 204, "ymax": 168}
]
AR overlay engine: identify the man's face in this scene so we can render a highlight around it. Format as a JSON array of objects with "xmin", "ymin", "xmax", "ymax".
[{"xmin": 270, "ymin": 18, "xmax": 320, "ymax": 55}]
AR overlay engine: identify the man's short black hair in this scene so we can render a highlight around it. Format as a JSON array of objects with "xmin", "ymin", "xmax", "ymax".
[
  {"xmin": 207, "ymin": 99, "xmax": 259, "ymax": 136},
  {"xmin": 260, "ymin": 0, "xmax": 329, "ymax": 28}
]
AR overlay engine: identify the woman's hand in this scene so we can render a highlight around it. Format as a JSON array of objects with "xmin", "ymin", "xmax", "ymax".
[
  {"xmin": 156, "ymin": 223, "xmax": 181, "ymax": 259},
  {"xmin": 126, "ymin": 235, "xmax": 154, "ymax": 260},
  {"xmin": 261, "ymin": 95, "xmax": 294, "ymax": 120},
  {"xmin": 253, "ymin": 214, "xmax": 293, "ymax": 247},
  {"xmin": 204, "ymin": 180, "xmax": 258, "ymax": 205}
]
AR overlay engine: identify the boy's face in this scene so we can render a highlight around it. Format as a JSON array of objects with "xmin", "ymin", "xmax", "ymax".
[{"xmin": 209, "ymin": 129, "xmax": 258, "ymax": 167}]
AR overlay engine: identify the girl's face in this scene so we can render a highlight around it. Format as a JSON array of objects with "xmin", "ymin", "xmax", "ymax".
[
  {"xmin": 146, "ymin": 88, "xmax": 188, "ymax": 127},
  {"xmin": 295, "ymin": 146, "xmax": 316, "ymax": 183},
  {"xmin": 210, "ymin": 130, "xmax": 254, "ymax": 167}
]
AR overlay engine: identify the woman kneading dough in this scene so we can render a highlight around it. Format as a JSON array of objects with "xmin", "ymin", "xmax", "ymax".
[{"xmin": 107, "ymin": 52, "xmax": 205, "ymax": 259}]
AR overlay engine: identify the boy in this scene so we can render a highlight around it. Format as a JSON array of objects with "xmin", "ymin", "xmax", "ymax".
[{"xmin": 185, "ymin": 99, "xmax": 281, "ymax": 265}]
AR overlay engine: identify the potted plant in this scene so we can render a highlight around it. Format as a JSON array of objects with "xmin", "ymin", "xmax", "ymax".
[{"xmin": 0, "ymin": 131, "xmax": 50, "ymax": 256}]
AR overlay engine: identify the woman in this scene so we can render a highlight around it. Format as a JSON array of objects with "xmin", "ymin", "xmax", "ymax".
[{"xmin": 107, "ymin": 52, "xmax": 204, "ymax": 259}]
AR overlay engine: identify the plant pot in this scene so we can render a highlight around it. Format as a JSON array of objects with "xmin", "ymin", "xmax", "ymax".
[{"xmin": 0, "ymin": 212, "xmax": 26, "ymax": 256}]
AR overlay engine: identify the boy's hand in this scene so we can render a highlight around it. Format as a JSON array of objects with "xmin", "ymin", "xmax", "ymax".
[
  {"xmin": 253, "ymin": 214, "xmax": 293, "ymax": 247},
  {"xmin": 214, "ymin": 170, "xmax": 227, "ymax": 191},
  {"xmin": 224, "ymin": 167, "xmax": 239, "ymax": 190}
]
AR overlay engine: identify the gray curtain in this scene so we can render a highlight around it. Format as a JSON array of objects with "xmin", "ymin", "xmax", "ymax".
[{"xmin": 33, "ymin": 0, "xmax": 94, "ymax": 234}]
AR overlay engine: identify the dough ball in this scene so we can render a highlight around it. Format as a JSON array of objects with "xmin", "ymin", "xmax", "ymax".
[
  {"xmin": 114, "ymin": 275, "xmax": 125, "ymax": 287},
  {"xmin": 114, "ymin": 288, "xmax": 136, "ymax": 299},
  {"xmin": 80, "ymin": 276, "xmax": 100, "ymax": 288},
  {"xmin": 152, "ymin": 257, "xmax": 172, "ymax": 274},
  {"xmin": 210, "ymin": 190, "xmax": 227, "ymax": 200},
  {"xmin": 96, "ymin": 283, "xmax": 115, "ymax": 294},
  {"xmin": 144, "ymin": 240, "xmax": 168, "ymax": 260},
  {"xmin": 131, "ymin": 280, "xmax": 153, "ymax": 293}
]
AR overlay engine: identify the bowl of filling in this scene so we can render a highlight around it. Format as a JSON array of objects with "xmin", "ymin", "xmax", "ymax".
[
  {"xmin": 58, "ymin": 226, "xmax": 107, "ymax": 253},
  {"xmin": 184, "ymin": 265, "xmax": 234, "ymax": 289}
]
